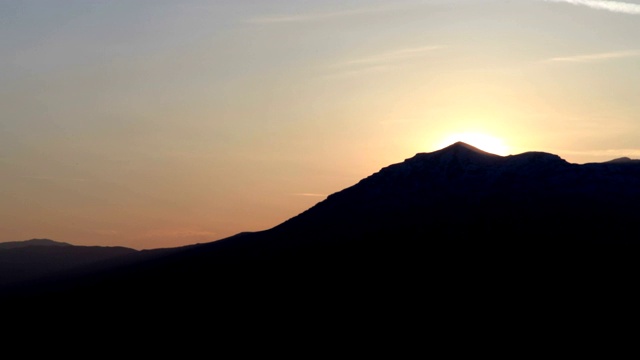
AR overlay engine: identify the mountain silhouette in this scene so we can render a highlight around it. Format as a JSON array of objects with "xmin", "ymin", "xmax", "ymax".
[
  {"xmin": 0, "ymin": 238, "xmax": 73, "ymax": 250},
  {"xmin": 3, "ymin": 142, "xmax": 640, "ymax": 306},
  {"xmin": 0, "ymin": 239, "xmax": 137, "ymax": 289}
]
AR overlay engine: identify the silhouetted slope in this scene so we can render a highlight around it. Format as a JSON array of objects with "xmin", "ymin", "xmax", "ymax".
[
  {"xmin": 4, "ymin": 142, "xmax": 640, "ymax": 304},
  {"xmin": 266, "ymin": 142, "xmax": 640, "ymax": 246}
]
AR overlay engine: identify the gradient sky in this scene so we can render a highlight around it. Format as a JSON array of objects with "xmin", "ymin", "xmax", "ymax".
[{"xmin": 2, "ymin": 0, "xmax": 639, "ymax": 249}]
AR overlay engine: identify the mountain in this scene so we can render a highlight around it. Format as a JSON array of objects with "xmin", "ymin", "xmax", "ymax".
[
  {"xmin": 3, "ymin": 142, "xmax": 640, "ymax": 305},
  {"xmin": 0, "ymin": 238, "xmax": 73, "ymax": 250},
  {"xmin": 0, "ymin": 239, "xmax": 137, "ymax": 289}
]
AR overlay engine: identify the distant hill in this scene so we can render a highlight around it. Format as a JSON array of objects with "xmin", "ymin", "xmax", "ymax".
[
  {"xmin": 3, "ymin": 142, "xmax": 640, "ymax": 307},
  {"xmin": 0, "ymin": 239, "xmax": 137, "ymax": 289},
  {"xmin": 0, "ymin": 238, "xmax": 72, "ymax": 250}
]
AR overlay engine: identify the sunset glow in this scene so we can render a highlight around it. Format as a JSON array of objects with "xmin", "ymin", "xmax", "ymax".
[{"xmin": 2, "ymin": 1, "xmax": 640, "ymax": 249}]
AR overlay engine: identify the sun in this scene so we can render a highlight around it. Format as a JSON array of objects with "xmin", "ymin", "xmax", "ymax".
[{"xmin": 437, "ymin": 132, "xmax": 509, "ymax": 155}]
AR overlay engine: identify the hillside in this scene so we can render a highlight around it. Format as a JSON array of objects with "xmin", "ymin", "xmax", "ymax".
[{"xmin": 3, "ymin": 142, "xmax": 640, "ymax": 304}]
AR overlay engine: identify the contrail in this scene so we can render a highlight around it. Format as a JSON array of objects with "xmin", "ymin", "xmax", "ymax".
[{"xmin": 544, "ymin": 0, "xmax": 640, "ymax": 14}]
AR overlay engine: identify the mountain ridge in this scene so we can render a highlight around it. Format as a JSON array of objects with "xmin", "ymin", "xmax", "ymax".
[
  {"xmin": 0, "ymin": 239, "xmax": 138, "ymax": 289},
  {"xmin": 3, "ymin": 142, "xmax": 640, "ymax": 303},
  {"xmin": 0, "ymin": 238, "xmax": 73, "ymax": 250}
]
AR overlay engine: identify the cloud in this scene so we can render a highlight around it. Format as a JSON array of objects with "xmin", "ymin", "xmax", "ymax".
[
  {"xmin": 92, "ymin": 229, "xmax": 121, "ymax": 237},
  {"xmin": 545, "ymin": 50, "xmax": 640, "ymax": 62},
  {"xmin": 563, "ymin": 148, "xmax": 640, "ymax": 159},
  {"xmin": 245, "ymin": 2, "xmax": 432, "ymax": 24},
  {"xmin": 137, "ymin": 228, "xmax": 218, "ymax": 239},
  {"xmin": 245, "ymin": 6, "xmax": 390, "ymax": 24},
  {"xmin": 328, "ymin": 45, "xmax": 442, "ymax": 77},
  {"xmin": 543, "ymin": 0, "xmax": 640, "ymax": 15},
  {"xmin": 290, "ymin": 193, "xmax": 326, "ymax": 197},
  {"xmin": 339, "ymin": 46, "xmax": 443, "ymax": 67},
  {"xmin": 20, "ymin": 175, "xmax": 88, "ymax": 182}
]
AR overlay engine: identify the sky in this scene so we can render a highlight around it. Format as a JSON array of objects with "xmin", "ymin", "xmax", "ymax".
[{"xmin": 1, "ymin": 0, "xmax": 639, "ymax": 249}]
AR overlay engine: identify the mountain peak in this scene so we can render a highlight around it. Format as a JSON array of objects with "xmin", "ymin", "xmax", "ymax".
[
  {"xmin": 437, "ymin": 141, "xmax": 499, "ymax": 156},
  {"xmin": 606, "ymin": 157, "xmax": 639, "ymax": 164},
  {"xmin": 406, "ymin": 141, "xmax": 503, "ymax": 167},
  {"xmin": 446, "ymin": 141, "xmax": 481, "ymax": 150}
]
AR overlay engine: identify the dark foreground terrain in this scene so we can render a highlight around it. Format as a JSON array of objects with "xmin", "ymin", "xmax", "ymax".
[{"xmin": 3, "ymin": 142, "xmax": 640, "ymax": 311}]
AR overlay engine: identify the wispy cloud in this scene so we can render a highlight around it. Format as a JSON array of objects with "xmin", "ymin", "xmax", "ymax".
[
  {"xmin": 92, "ymin": 229, "xmax": 121, "ymax": 237},
  {"xmin": 562, "ymin": 148, "xmax": 640, "ymax": 159},
  {"xmin": 20, "ymin": 175, "xmax": 88, "ymax": 182},
  {"xmin": 290, "ymin": 193, "xmax": 326, "ymax": 197},
  {"xmin": 244, "ymin": 2, "xmax": 433, "ymax": 24},
  {"xmin": 137, "ymin": 228, "xmax": 218, "ymax": 239},
  {"xmin": 545, "ymin": 50, "xmax": 640, "ymax": 62},
  {"xmin": 328, "ymin": 45, "xmax": 443, "ymax": 77},
  {"xmin": 543, "ymin": 0, "xmax": 640, "ymax": 15},
  {"xmin": 246, "ymin": 6, "xmax": 390, "ymax": 24},
  {"xmin": 340, "ymin": 46, "xmax": 443, "ymax": 67}
]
